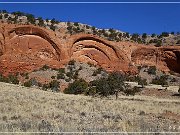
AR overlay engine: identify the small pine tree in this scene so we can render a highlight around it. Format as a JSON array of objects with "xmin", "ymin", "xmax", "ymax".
[
  {"xmin": 142, "ymin": 33, "xmax": 147, "ymax": 39},
  {"xmin": 151, "ymin": 33, "xmax": 156, "ymax": 37}
]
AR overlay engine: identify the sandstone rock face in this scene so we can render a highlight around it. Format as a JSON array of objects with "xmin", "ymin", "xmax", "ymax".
[{"xmin": 0, "ymin": 23, "xmax": 180, "ymax": 75}]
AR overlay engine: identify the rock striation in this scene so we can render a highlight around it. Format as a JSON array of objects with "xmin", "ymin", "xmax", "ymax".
[{"xmin": 0, "ymin": 23, "xmax": 180, "ymax": 75}]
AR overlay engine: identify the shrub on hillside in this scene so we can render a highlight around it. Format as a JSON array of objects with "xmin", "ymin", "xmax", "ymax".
[
  {"xmin": 92, "ymin": 68, "xmax": 103, "ymax": 76},
  {"xmin": 58, "ymin": 68, "xmax": 65, "ymax": 74},
  {"xmin": 147, "ymin": 66, "xmax": 156, "ymax": 75},
  {"xmin": 73, "ymin": 70, "xmax": 79, "ymax": 79},
  {"xmin": 42, "ymin": 84, "xmax": 49, "ymax": 91},
  {"xmin": 65, "ymin": 78, "xmax": 71, "ymax": 82},
  {"xmin": 49, "ymin": 80, "xmax": 60, "ymax": 92},
  {"xmin": 84, "ymin": 86, "xmax": 97, "ymax": 96},
  {"xmin": 40, "ymin": 65, "xmax": 50, "ymax": 71},
  {"xmin": 142, "ymin": 33, "xmax": 147, "ymax": 39},
  {"xmin": 161, "ymin": 32, "xmax": 169, "ymax": 37},
  {"xmin": 51, "ymin": 76, "xmax": 56, "ymax": 79},
  {"xmin": 26, "ymin": 13, "xmax": 35, "ymax": 24},
  {"xmin": 151, "ymin": 75, "xmax": 168, "ymax": 86},
  {"xmin": 64, "ymin": 79, "xmax": 88, "ymax": 95},
  {"xmin": 155, "ymin": 40, "xmax": 162, "ymax": 47},
  {"xmin": 37, "ymin": 17, "xmax": 44, "ymax": 27},
  {"xmin": 20, "ymin": 72, "xmax": 29, "ymax": 79},
  {"xmin": 89, "ymin": 72, "xmax": 125, "ymax": 97},
  {"xmin": 151, "ymin": 33, "xmax": 156, "ymax": 38},
  {"xmin": 131, "ymin": 33, "xmax": 139, "ymax": 42},
  {"xmin": 68, "ymin": 60, "xmax": 75, "ymax": 65},
  {"xmin": 138, "ymin": 78, "xmax": 147, "ymax": 88},
  {"xmin": 49, "ymin": 25, "xmax": 56, "ymax": 31},
  {"xmin": 8, "ymin": 74, "xmax": 19, "ymax": 84},
  {"xmin": 23, "ymin": 81, "xmax": 32, "ymax": 87},
  {"xmin": 89, "ymin": 78, "xmax": 112, "ymax": 97},
  {"xmin": 0, "ymin": 73, "xmax": 19, "ymax": 84},
  {"xmin": 57, "ymin": 72, "xmax": 65, "ymax": 79},
  {"xmin": 66, "ymin": 71, "xmax": 73, "ymax": 78},
  {"xmin": 124, "ymin": 86, "xmax": 141, "ymax": 96},
  {"xmin": 0, "ymin": 74, "xmax": 9, "ymax": 83},
  {"xmin": 23, "ymin": 78, "xmax": 39, "ymax": 87},
  {"xmin": 25, "ymin": 73, "xmax": 29, "ymax": 79},
  {"xmin": 74, "ymin": 22, "xmax": 79, "ymax": 26}
]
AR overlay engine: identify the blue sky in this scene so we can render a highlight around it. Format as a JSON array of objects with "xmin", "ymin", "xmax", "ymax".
[{"xmin": 0, "ymin": 0, "xmax": 180, "ymax": 34}]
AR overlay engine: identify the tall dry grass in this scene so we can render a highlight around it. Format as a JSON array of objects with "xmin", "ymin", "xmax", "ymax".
[{"xmin": 0, "ymin": 82, "xmax": 180, "ymax": 133}]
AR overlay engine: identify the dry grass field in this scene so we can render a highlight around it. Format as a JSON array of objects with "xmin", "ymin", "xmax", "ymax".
[{"xmin": 0, "ymin": 82, "xmax": 180, "ymax": 134}]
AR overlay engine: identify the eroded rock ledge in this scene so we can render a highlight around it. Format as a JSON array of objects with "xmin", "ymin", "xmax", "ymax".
[{"xmin": 0, "ymin": 23, "xmax": 180, "ymax": 75}]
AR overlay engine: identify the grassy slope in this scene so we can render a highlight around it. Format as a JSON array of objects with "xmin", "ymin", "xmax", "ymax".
[{"xmin": 0, "ymin": 82, "xmax": 180, "ymax": 133}]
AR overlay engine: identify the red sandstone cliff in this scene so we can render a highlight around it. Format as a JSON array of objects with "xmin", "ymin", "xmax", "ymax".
[{"xmin": 0, "ymin": 23, "xmax": 180, "ymax": 75}]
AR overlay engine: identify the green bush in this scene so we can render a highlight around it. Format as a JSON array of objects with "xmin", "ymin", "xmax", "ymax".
[
  {"xmin": 84, "ymin": 86, "xmax": 97, "ymax": 96},
  {"xmin": 138, "ymin": 78, "xmax": 147, "ymax": 88},
  {"xmin": 42, "ymin": 84, "xmax": 49, "ymax": 91},
  {"xmin": 58, "ymin": 68, "xmax": 65, "ymax": 74},
  {"xmin": 74, "ymin": 22, "xmax": 79, "ymax": 26},
  {"xmin": 73, "ymin": 70, "xmax": 79, "ymax": 79},
  {"xmin": 151, "ymin": 75, "xmax": 168, "ymax": 86},
  {"xmin": 66, "ymin": 71, "xmax": 73, "ymax": 78},
  {"xmin": 0, "ymin": 74, "xmax": 19, "ymax": 84},
  {"xmin": 161, "ymin": 32, "xmax": 169, "ymax": 37},
  {"xmin": 89, "ymin": 72, "xmax": 125, "ymax": 97},
  {"xmin": 51, "ymin": 76, "xmax": 56, "ymax": 79},
  {"xmin": 147, "ymin": 66, "xmax": 156, "ymax": 75},
  {"xmin": 37, "ymin": 17, "xmax": 44, "ymax": 27},
  {"xmin": 64, "ymin": 79, "xmax": 88, "ymax": 95},
  {"xmin": 131, "ymin": 33, "xmax": 140, "ymax": 42},
  {"xmin": 25, "ymin": 73, "xmax": 29, "ymax": 79},
  {"xmin": 151, "ymin": 33, "xmax": 156, "ymax": 37},
  {"xmin": 0, "ymin": 74, "xmax": 8, "ymax": 83},
  {"xmin": 26, "ymin": 13, "xmax": 35, "ymax": 24},
  {"xmin": 57, "ymin": 72, "xmax": 65, "ymax": 79},
  {"xmin": 155, "ymin": 40, "xmax": 162, "ymax": 47},
  {"xmin": 124, "ymin": 86, "xmax": 141, "ymax": 96},
  {"xmin": 49, "ymin": 80, "xmax": 60, "ymax": 92},
  {"xmin": 92, "ymin": 68, "xmax": 103, "ymax": 76},
  {"xmin": 142, "ymin": 33, "xmax": 147, "ymax": 39},
  {"xmin": 4, "ymin": 13, "xmax": 8, "ymax": 18},
  {"xmin": 89, "ymin": 78, "xmax": 110, "ymax": 97},
  {"xmin": 40, "ymin": 65, "xmax": 50, "ymax": 71},
  {"xmin": 23, "ymin": 80, "xmax": 32, "ymax": 87},
  {"xmin": 37, "ymin": 82, "xmax": 42, "ymax": 87},
  {"xmin": 20, "ymin": 72, "xmax": 29, "ymax": 79},
  {"xmin": 50, "ymin": 25, "xmax": 56, "ymax": 31},
  {"xmin": 23, "ymin": 78, "xmax": 39, "ymax": 87},
  {"xmin": 8, "ymin": 74, "xmax": 19, "ymax": 84},
  {"xmin": 68, "ymin": 60, "xmax": 75, "ymax": 65},
  {"xmin": 65, "ymin": 78, "xmax": 71, "ymax": 82}
]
